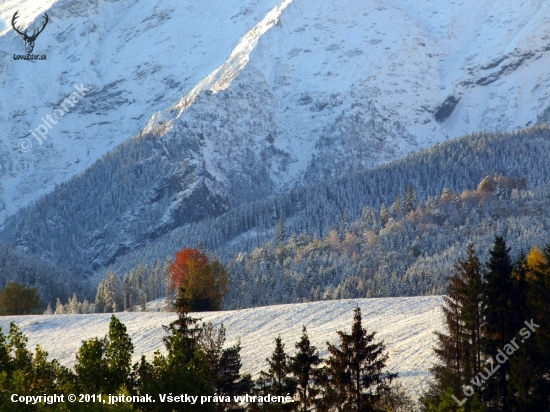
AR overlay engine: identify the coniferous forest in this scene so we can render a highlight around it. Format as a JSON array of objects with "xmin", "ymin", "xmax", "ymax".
[
  {"xmin": 50, "ymin": 170, "xmax": 550, "ymax": 314},
  {"xmin": 422, "ymin": 238, "xmax": 550, "ymax": 412},
  {"xmin": 2, "ymin": 126, "xmax": 550, "ymax": 311}
]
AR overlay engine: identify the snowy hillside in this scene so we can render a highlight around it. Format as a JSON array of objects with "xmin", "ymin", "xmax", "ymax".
[
  {"xmin": 0, "ymin": 296, "xmax": 444, "ymax": 400},
  {"xmin": 2, "ymin": 0, "xmax": 550, "ymax": 224},
  {"xmin": 0, "ymin": 0, "xmax": 288, "ymax": 222}
]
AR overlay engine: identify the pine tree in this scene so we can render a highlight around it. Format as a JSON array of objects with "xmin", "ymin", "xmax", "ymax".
[
  {"xmin": 198, "ymin": 320, "xmax": 251, "ymax": 411},
  {"xmin": 96, "ymin": 271, "xmax": 123, "ymax": 313},
  {"xmin": 339, "ymin": 210, "xmax": 348, "ymax": 241},
  {"xmin": 216, "ymin": 341, "xmax": 253, "ymax": 411},
  {"xmin": 324, "ymin": 307, "xmax": 397, "ymax": 412},
  {"xmin": 429, "ymin": 271, "xmax": 465, "ymax": 405},
  {"xmin": 515, "ymin": 245, "xmax": 550, "ymax": 410},
  {"xmin": 199, "ymin": 322, "xmax": 226, "ymax": 374},
  {"xmin": 505, "ymin": 253, "xmax": 535, "ymax": 411},
  {"xmin": 163, "ymin": 290, "xmax": 203, "ymax": 362},
  {"xmin": 457, "ymin": 244, "xmax": 483, "ymax": 396},
  {"xmin": 55, "ymin": 298, "xmax": 65, "ymax": 315},
  {"xmin": 68, "ymin": 292, "xmax": 80, "ymax": 314},
  {"xmin": 148, "ymin": 297, "xmax": 215, "ymax": 412},
  {"xmin": 44, "ymin": 303, "xmax": 53, "ymax": 315},
  {"xmin": 81, "ymin": 299, "xmax": 92, "ymax": 314},
  {"xmin": 156, "ymin": 258, "xmax": 164, "ymax": 298},
  {"xmin": 94, "ymin": 282, "xmax": 105, "ymax": 313},
  {"xmin": 123, "ymin": 271, "xmax": 132, "ymax": 311},
  {"xmin": 390, "ymin": 194, "xmax": 403, "ymax": 218},
  {"xmin": 360, "ymin": 207, "xmax": 376, "ymax": 227}
]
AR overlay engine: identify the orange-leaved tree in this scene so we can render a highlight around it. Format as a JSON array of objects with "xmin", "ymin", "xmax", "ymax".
[{"xmin": 169, "ymin": 248, "xmax": 229, "ymax": 312}]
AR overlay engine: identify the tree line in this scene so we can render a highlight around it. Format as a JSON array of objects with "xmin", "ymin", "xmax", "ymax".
[
  {"xmin": 0, "ymin": 289, "xmax": 411, "ymax": 411},
  {"xmin": 2, "ymin": 126, "xmax": 550, "ymax": 311},
  {"xmin": 421, "ymin": 237, "xmax": 550, "ymax": 411},
  {"xmin": 47, "ymin": 248, "xmax": 229, "ymax": 315}
]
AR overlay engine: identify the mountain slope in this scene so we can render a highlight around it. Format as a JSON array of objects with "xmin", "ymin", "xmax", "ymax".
[
  {"xmin": 2, "ymin": 0, "xmax": 550, "ymax": 225},
  {"xmin": 3, "ymin": 125, "xmax": 549, "ymax": 281},
  {"xmin": 0, "ymin": 0, "xmax": 287, "ymax": 222}
]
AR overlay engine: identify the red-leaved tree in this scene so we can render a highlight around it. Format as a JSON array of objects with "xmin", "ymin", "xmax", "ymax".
[{"xmin": 169, "ymin": 248, "xmax": 209, "ymax": 291}]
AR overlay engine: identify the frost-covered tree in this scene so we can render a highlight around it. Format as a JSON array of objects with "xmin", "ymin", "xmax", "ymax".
[
  {"xmin": 274, "ymin": 215, "xmax": 287, "ymax": 244},
  {"xmin": 95, "ymin": 271, "xmax": 123, "ymax": 313}
]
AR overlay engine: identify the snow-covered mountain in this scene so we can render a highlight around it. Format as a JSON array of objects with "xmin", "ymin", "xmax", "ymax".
[
  {"xmin": 2, "ymin": 0, "xmax": 550, "ymax": 226},
  {"xmin": 0, "ymin": 296, "xmax": 445, "ymax": 400}
]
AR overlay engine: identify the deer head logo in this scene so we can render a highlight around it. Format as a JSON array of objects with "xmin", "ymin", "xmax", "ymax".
[{"xmin": 12, "ymin": 11, "xmax": 49, "ymax": 54}]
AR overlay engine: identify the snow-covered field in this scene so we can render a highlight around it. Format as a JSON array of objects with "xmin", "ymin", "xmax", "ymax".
[{"xmin": 0, "ymin": 296, "xmax": 444, "ymax": 399}]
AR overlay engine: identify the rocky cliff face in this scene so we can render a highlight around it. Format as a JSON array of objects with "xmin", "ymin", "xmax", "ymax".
[{"xmin": 2, "ymin": 0, "xmax": 550, "ymax": 271}]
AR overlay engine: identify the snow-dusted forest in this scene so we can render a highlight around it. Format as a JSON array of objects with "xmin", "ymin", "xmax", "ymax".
[{"xmin": 1, "ymin": 126, "xmax": 549, "ymax": 310}]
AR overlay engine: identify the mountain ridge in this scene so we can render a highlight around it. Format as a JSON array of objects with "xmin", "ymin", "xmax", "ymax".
[{"xmin": 2, "ymin": 0, "xmax": 550, "ymax": 224}]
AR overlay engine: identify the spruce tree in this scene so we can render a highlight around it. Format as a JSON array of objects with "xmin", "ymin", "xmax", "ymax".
[
  {"xmin": 289, "ymin": 327, "xmax": 322, "ymax": 412},
  {"xmin": 503, "ymin": 253, "xmax": 533, "ymax": 410},
  {"xmin": 96, "ymin": 271, "xmax": 124, "ymax": 313},
  {"xmin": 324, "ymin": 307, "xmax": 396, "ymax": 412},
  {"xmin": 55, "ymin": 298, "xmax": 65, "ymax": 314},
  {"xmin": 424, "ymin": 244, "xmax": 484, "ymax": 411},
  {"xmin": 254, "ymin": 336, "xmax": 297, "ymax": 411},
  {"xmin": 275, "ymin": 215, "xmax": 287, "ymax": 244},
  {"xmin": 430, "ymin": 274, "xmax": 466, "ymax": 400},
  {"xmin": 198, "ymin": 322, "xmax": 252, "ymax": 411},
  {"xmin": 216, "ymin": 342, "xmax": 253, "ymax": 411},
  {"xmin": 138, "ymin": 299, "xmax": 214, "ymax": 412},
  {"xmin": 482, "ymin": 236, "xmax": 514, "ymax": 410},
  {"xmin": 458, "ymin": 244, "xmax": 483, "ymax": 397},
  {"xmin": 404, "ymin": 184, "xmax": 416, "ymax": 212},
  {"xmin": 163, "ymin": 288, "xmax": 203, "ymax": 361},
  {"xmin": 515, "ymin": 245, "xmax": 550, "ymax": 411}
]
